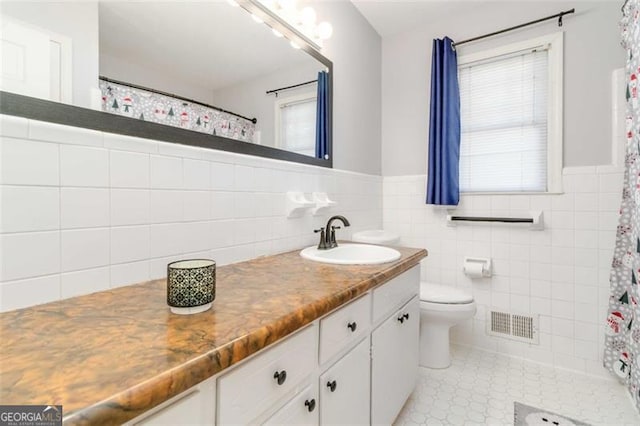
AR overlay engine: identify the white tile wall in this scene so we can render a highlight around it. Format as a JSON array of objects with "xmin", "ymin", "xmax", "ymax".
[
  {"xmin": 61, "ymin": 188, "xmax": 110, "ymax": 229},
  {"xmin": 383, "ymin": 166, "xmax": 624, "ymax": 377},
  {"xmin": 60, "ymin": 228, "xmax": 110, "ymax": 272},
  {"xmin": 61, "ymin": 267, "xmax": 110, "ymax": 299},
  {"xmin": 1, "ymin": 186, "xmax": 60, "ymax": 233},
  {"xmin": 1, "ymin": 138, "xmax": 59, "ymax": 185},
  {"xmin": 0, "ymin": 115, "xmax": 382, "ymax": 312},
  {"xmin": 60, "ymin": 145, "xmax": 109, "ymax": 187},
  {"xmin": 111, "ymin": 189, "xmax": 150, "ymax": 226},
  {"xmin": 110, "ymin": 150, "xmax": 150, "ymax": 188},
  {"xmin": 1, "ymin": 231, "xmax": 60, "ymax": 281}
]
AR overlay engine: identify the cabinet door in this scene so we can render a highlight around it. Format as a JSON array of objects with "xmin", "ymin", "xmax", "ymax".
[
  {"xmin": 371, "ymin": 296, "xmax": 419, "ymax": 425},
  {"xmin": 320, "ymin": 337, "xmax": 370, "ymax": 425},
  {"xmin": 134, "ymin": 377, "xmax": 215, "ymax": 425},
  {"xmin": 263, "ymin": 384, "xmax": 318, "ymax": 426}
]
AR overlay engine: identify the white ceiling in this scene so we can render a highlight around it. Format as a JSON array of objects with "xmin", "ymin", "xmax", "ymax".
[{"xmin": 351, "ymin": 0, "xmax": 531, "ymax": 37}]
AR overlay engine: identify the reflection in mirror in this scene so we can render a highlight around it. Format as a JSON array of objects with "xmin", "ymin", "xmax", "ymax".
[{"xmin": 0, "ymin": 0, "xmax": 332, "ymax": 162}]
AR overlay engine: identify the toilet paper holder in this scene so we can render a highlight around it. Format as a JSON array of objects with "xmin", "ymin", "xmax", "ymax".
[{"xmin": 463, "ymin": 257, "xmax": 492, "ymax": 278}]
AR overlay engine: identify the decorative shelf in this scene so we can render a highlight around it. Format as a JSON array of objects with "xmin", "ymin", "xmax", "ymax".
[
  {"xmin": 286, "ymin": 192, "xmax": 315, "ymax": 218},
  {"xmin": 311, "ymin": 192, "xmax": 337, "ymax": 216}
]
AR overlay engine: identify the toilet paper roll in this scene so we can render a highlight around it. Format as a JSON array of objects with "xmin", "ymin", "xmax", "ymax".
[{"xmin": 464, "ymin": 262, "xmax": 484, "ymax": 278}]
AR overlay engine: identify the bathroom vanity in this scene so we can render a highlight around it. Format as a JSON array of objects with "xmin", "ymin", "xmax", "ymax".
[{"xmin": 0, "ymin": 246, "xmax": 426, "ymax": 425}]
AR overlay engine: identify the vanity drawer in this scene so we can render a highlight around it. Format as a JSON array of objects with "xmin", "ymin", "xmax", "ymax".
[
  {"xmin": 217, "ymin": 325, "xmax": 317, "ymax": 425},
  {"xmin": 372, "ymin": 265, "xmax": 419, "ymax": 323},
  {"xmin": 319, "ymin": 293, "xmax": 371, "ymax": 365},
  {"xmin": 131, "ymin": 377, "xmax": 215, "ymax": 425},
  {"xmin": 263, "ymin": 384, "xmax": 318, "ymax": 426}
]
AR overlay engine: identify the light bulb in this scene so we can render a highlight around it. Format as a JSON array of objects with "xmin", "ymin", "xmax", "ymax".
[
  {"xmin": 299, "ymin": 7, "xmax": 317, "ymax": 26},
  {"xmin": 317, "ymin": 21, "xmax": 333, "ymax": 40},
  {"xmin": 290, "ymin": 41, "xmax": 301, "ymax": 49},
  {"xmin": 226, "ymin": 0, "xmax": 239, "ymax": 7},
  {"xmin": 278, "ymin": 0, "xmax": 297, "ymax": 12},
  {"xmin": 272, "ymin": 28, "xmax": 283, "ymax": 37},
  {"xmin": 277, "ymin": 0, "xmax": 297, "ymax": 21},
  {"xmin": 252, "ymin": 14, "xmax": 264, "ymax": 24}
]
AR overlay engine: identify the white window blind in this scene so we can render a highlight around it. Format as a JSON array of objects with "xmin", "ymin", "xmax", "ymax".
[
  {"xmin": 459, "ymin": 48, "xmax": 549, "ymax": 192},
  {"xmin": 279, "ymin": 97, "xmax": 317, "ymax": 157}
]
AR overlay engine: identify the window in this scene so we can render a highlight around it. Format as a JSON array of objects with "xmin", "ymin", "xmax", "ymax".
[
  {"xmin": 275, "ymin": 92, "xmax": 317, "ymax": 157},
  {"xmin": 458, "ymin": 33, "xmax": 563, "ymax": 193}
]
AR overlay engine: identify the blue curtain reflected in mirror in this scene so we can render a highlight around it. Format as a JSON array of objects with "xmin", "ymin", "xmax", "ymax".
[{"xmin": 315, "ymin": 71, "xmax": 329, "ymax": 160}]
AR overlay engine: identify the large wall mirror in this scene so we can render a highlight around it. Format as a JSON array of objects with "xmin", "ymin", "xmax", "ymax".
[{"xmin": 0, "ymin": 0, "xmax": 333, "ymax": 167}]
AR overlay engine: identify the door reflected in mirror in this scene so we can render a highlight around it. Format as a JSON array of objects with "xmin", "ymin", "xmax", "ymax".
[{"xmin": 0, "ymin": 0, "xmax": 332, "ymax": 161}]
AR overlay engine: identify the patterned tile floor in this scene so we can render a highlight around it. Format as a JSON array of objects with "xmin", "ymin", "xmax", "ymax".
[{"xmin": 394, "ymin": 345, "xmax": 639, "ymax": 426}]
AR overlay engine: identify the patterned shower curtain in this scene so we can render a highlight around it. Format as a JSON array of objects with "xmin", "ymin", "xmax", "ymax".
[{"xmin": 603, "ymin": 0, "xmax": 640, "ymax": 412}]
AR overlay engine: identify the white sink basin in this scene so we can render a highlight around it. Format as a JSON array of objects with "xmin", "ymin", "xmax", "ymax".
[{"xmin": 300, "ymin": 244, "xmax": 401, "ymax": 265}]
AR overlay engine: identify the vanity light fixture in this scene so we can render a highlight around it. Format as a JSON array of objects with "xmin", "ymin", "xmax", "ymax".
[
  {"xmin": 229, "ymin": 0, "xmax": 330, "ymax": 50},
  {"xmin": 299, "ymin": 6, "xmax": 317, "ymax": 27},
  {"xmin": 317, "ymin": 21, "xmax": 333, "ymax": 40},
  {"xmin": 259, "ymin": 0, "xmax": 333, "ymax": 47}
]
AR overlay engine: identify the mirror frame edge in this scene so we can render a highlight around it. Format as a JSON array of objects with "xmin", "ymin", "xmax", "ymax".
[{"xmin": 0, "ymin": 0, "xmax": 334, "ymax": 168}]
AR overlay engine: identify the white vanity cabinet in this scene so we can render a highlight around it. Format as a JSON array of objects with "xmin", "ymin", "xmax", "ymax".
[
  {"xmin": 371, "ymin": 296, "xmax": 420, "ymax": 425},
  {"xmin": 129, "ymin": 265, "xmax": 421, "ymax": 426},
  {"xmin": 319, "ymin": 337, "xmax": 371, "ymax": 425}
]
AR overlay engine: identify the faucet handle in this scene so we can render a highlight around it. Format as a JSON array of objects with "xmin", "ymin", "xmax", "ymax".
[
  {"xmin": 315, "ymin": 227, "xmax": 329, "ymax": 250},
  {"xmin": 331, "ymin": 226, "xmax": 341, "ymax": 230}
]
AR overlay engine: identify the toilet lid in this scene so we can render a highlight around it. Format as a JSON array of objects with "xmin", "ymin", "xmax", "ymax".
[
  {"xmin": 352, "ymin": 230, "xmax": 400, "ymax": 245},
  {"xmin": 420, "ymin": 282, "xmax": 474, "ymax": 304}
]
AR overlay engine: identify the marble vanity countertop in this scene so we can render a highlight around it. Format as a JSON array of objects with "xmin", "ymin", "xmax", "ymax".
[{"xmin": 0, "ymin": 246, "xmax": 426, "ymax": 425}]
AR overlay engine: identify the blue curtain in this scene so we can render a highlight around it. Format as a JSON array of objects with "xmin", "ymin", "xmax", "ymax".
[
  {"xmin": 426, "ymin": 37, "xmax": 461, "ymax": 205},
  {"xmin": 316, "ymin": 71, "xmax": 329, "ymax": 160}
]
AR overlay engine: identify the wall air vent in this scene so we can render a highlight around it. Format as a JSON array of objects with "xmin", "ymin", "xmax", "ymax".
[{"xmin": 487, "ymin": 310, "xmax": 539, "ymax": 344}]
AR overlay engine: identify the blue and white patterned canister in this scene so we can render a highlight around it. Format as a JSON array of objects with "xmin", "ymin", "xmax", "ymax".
[{"xmin": 167, "ymin": 259, "xmax": 216, "ymax": 315}]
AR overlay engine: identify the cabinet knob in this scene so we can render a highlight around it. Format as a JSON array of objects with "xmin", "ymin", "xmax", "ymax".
[
  {"xmin": 326, "ymin": 380, "xmax": 337, "ymax": 392},
  {"xmin": 304, "ymin": 398, "xmax": 316, "ymax": 412},
  {"xmin": 273, "ymin": 370, "xmax": 287, "ymax": 385},
  {"xmin": 347, "ymin": 321, "xmax": 357, "ymax": 332},
  {"xmin": 397, "ymin": 312, "xmax": 410, "ymax": 323}
]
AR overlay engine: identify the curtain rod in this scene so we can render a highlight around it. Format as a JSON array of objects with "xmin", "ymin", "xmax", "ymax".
[
  {"xmin": 99, "ymin": 76, "xmax": 258, "ymax": 124},
  {"xmin": 266, "ymin": 79, "xmax": 318, "ymax": 96},
  {"xmin": 452, "ymin": 8, "xmax": 575, "ymax": 48}
]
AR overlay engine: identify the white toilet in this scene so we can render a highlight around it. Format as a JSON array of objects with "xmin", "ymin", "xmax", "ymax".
[
  {"xmin": 352, "ymin": 230, "xmax": 400, "ymax": 245},
  {"xmin": 419, "ymin": 282, "xmax": 476, "ymax": 369}
]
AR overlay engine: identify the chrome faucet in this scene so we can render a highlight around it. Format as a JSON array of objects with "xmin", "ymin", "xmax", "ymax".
[{"xmin": 314, "ymin": 215, "xmax": 351, "ymax": 250}]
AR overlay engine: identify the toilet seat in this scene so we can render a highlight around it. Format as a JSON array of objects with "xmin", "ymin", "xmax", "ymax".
[
  {"xmin": 352, "ymin": 230, "xmax": 400, "ymax": 245},
  {"xmin": 420, "ymin": 282, "xmax": 473, "ymax": 304}
]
